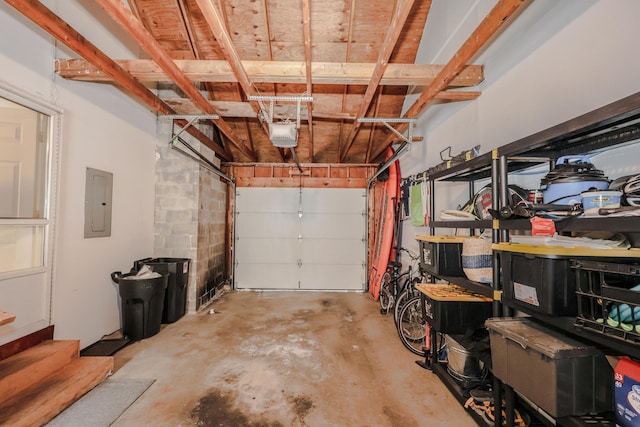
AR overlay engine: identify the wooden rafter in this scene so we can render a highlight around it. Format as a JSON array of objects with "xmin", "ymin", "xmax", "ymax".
[
  {"xmin": 94, "ymin": 0, "xmax": 255, "ymax": 161},
  {"xmin": 259, "ymin": 0, "xmax": 285, "ymax": 162},
  {"xmin": 194, "ymin": 0, "xmax": 284, "ymax": 160},
  {"xmin": 55, "ymin": 59, "xmax": 484, "ymax": 87},
  {"xmin": 194, "ymin": 0, "xmax": 252, "ymax": 98},
  {"xmin": 302, "ymin": 0, "xmax": 314, "ymax": 161},
  {"xmin": 5, "ymin": 0, "xmax": 232, "ymax": 162},
  {"xmin": 370, "ymin": 0, "xmax": 528, "ymax": 161},
  {"xmin": 340, "ymin": 0, "xmax": 422, "ymax": 162},
  {"xmin": 338, "ymin": 0, "xmax": 358, "ymax": 162}
]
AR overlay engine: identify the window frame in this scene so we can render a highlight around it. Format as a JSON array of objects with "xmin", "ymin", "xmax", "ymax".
[{"xmin": 0, "ymin": 83, "xmax": 62, "ymax": 324}]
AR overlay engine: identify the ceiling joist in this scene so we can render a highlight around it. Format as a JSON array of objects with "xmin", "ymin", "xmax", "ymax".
[
  {"xmin": 163, "ymin": 92, "xmax": 481, "ymax": 119},
  {"xmin": 54, "ymin": 59, "xmax": 484, "ymax": 87},
  {"xmin": 9, "ymin": 0, "xmax": 529, "ymax": 165}
]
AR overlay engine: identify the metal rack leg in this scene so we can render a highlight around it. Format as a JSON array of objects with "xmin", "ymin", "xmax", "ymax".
[
  {"xmin": 505, "ymin": 384, "xmax": 515, "ymax": 427},
  {"xmin": 494, "ymin": 378, "xmax": 503, "ymax": 427},
  {"xmin": 415, "ymin": 294, "xmax": 434, "ymax": 370}
]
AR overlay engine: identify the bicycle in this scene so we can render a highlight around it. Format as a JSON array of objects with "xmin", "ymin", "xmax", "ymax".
[
  {"xmin": 396, "ymin": 294, "xmax": 449, "ymax": 361},
  {"xmin": 396, "ymin": 295, "xmax": 427, "ymax": 356},
  {"xmin": 378, "ymin": 248, "xmax": 424, "ymax": 320}
]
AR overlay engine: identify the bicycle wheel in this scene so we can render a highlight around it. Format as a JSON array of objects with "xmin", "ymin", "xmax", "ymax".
[
  {"xmin": 378, "ymin": 271, "xmax": 394, "ymax": 314},
  {"xmin": 396, "ymin": 295, "xmax": 427, "ymax": 356},
  {"xmin": 393, "ymin": 277, "xmax": 420, "ymax": 325}
]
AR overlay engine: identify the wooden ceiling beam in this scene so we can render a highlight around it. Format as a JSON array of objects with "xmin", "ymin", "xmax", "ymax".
[
  {"xmin": 4, "ymin": 0, "xmax": 232, "ymax": 162},
  {"xmin": 340, "ymin": 0, "xmax": 422, "ymax": 162},
  {"xmin": 370, "ymin": 0, "xmax": 529, "ymax": 161},
  {"xmin": 164, "ymin": 91, "xmax": 480, "ymax": 118},
  {"xmin": 302, "ymin": 0, "xmax": 314, "ymax": 161},
  {"xmin": 194, "ymin": 0, "xmax": 253, "ymax": 97},
  {"xmin": 194, "ymin": 0, "xmax": 284, "ymax": 160},
  {"xmin": 94, "ymin": 0, "xmax": 255, "ymax": 161},
  {"xmin": 55, "ymin": 59, "xmax": 484, "ymax": 87}
]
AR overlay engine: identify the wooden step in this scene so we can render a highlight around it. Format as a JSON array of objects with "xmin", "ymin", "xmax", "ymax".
[
  {"xmin": 0, "ymin": 312, "xmax": 15, "ymax": 326},
  {"xmin": 0, "ymin": 356, "xmax": 113, "ymax": 427},
  {"xmin": 0, "ymin": 340, "xmax": 79, "ymax": 402}
]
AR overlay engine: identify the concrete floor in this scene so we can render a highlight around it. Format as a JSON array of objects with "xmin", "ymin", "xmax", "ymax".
[{"xmin": 110, "ymin": 290, "xmax": 477, "ymax": 427}]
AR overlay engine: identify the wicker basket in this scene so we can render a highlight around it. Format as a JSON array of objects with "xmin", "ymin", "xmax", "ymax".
[{"xmin": 461, "ymin": 237, "xmax": 493, "ymax": 283}]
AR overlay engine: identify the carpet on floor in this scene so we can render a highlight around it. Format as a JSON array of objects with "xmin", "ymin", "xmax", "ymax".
[
  {"xmin": 80, "ymin": 338, "xmax": 131, "ymax": 356},
  {"xmin": 45, "ymin": 379, "xmax": 155, "ymax": 427}
]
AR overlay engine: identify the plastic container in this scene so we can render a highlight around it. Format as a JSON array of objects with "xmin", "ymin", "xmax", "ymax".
[
  {"xmin": 574, "ymin": 259, "xmax": 640, "ymax": 343},
  {"xmin": 615, "ymin": 357, "xmax": 640, "ymax": 427},
  {"xmin": 111, "ymin": 271, "xmax": 168, "ymax": 341},
  {"xmin": 495, "ymin": 243, "xmax": 638, "ymax": 316},
  {"xmin": 415, "ymin": 235, "xmax": 465, "ymax": 277},
  {"xmin": 486, "ymin": 317, "xmax": 614, "ymax": 417},
  {"xmin": 417, "ymin": 283, "xmax": 492, "ymax": 334},
  {"xmin": 581, "ymin": 190, "xmax": 622, "ymax": 216},
  {"xmin": 134, "ymin": 258, "xmax": 190, "ymax": 324}
]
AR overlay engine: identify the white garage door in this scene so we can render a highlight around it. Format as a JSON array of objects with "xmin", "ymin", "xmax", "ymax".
[{"xmin": 235, "ymin": 187, "xmax": 366, "ymax": 290}]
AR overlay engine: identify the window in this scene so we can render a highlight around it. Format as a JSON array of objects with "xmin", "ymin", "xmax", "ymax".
[{"xmin": 0, "ymin": 96, "xmax": 52, "ymax": 274}]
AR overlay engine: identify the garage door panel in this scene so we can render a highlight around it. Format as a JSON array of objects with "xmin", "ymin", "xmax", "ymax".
[
  {"xmin": 299, "ymin": 264, "xmax": 364, "ymax": 290},
  {"xmin": 237, "ymin": 212, "xmax": 300, "ymax": 238},
  {"xmin": 302, "ymin": 188, "xmax": 365, "ymax": 213},
  {"xmin": 235, "ymin": 187, "xmax": 365, "ymax": 291},
  {"xmin": 301, "ymin": 213, "xmax": 364, "ymax": 239},
  {"xmin": 236, "ymin": 188, "xmax": 299, "ymax": 213},
  {"xmin": 236, "ymin": 238, "xmax": 300, "ymax": 263},
  {"xmin": 302, "ymin": 239, "xmax": 365, "ymax": 265},
  {"xmin": 235, "ymin": 264, "xmax": 299, "ymax": 289}
]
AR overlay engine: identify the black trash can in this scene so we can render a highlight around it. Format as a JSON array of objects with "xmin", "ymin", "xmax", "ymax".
[
  {"xmin": 134, "ymin": 258, "xmax": 190, "ymax": 324},
  {"xmin": 111, "ymin": 271, "xmax": 168, "ymax": 341}
]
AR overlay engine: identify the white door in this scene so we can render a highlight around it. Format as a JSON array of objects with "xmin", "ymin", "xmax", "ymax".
[
  {"xmin": 0, "ymin": 94, "xmax": 58, "ymax": 347},
  {"xmin": 0, "ymin": 108, "xmax": 38, "ymax": 218},
  {"xmin": 235, "ymin": 187, "xmax": 366, "ymax": 290}
]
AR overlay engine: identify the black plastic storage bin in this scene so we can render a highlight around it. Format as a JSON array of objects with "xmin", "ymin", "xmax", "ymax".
[
  {"xmin": 417, "ymin": 283, "xmax": 492, "ymax": 334},
  {"xmin": 112, "ymin": 271, "xmax": 168, "ymax": 341},
  {"xmin": 135, "ymin": 258, "xmax": 190, "ymax": 324},
  {"xmin": 415, "ymin": 235, "xmax": 465, "ymax": 277},
  {"xmin": 496, "ymin": 243, "xmax": 639, "ymax": 316},
  {"xmin": 486, "ymin": 317, "xmax": 614, "ymax": 418}
]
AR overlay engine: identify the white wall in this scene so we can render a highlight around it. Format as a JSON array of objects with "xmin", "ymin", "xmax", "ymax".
[
  {"xmin": 1, "ymin": 2, "xmax": 157, "ymax": 347},
  {"xmin": 400, "ymin": 0, "xmax": 640, "ymax": 253}
]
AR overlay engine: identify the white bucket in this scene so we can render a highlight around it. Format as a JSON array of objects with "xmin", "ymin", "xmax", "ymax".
[{"xmin": 581, "ymin": 190, "xmax": 622, "ymax": 216}]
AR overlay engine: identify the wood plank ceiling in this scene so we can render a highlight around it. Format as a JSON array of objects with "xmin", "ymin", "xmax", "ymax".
[{"xmin": 8, "ymin": 0, "xmax": 529, "ymax": 164}]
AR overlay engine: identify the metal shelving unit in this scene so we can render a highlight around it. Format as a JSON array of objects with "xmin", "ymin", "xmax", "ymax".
[{"xmin": 421, "ymin": 91, "xmax": 640, "ymax": 427}]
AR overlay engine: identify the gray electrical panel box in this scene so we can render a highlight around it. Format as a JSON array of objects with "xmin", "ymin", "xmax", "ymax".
[{"xmin": 84, "ymin": 167, "xmax": 113, "ymax": 238}]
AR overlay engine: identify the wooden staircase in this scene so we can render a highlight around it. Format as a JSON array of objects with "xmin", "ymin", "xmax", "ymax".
[{"xmin": 0, "ymin": 340, "xmax": 113, "ymax": 427}]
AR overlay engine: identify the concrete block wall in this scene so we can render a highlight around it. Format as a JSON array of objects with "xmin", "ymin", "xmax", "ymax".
[
  {"xmin": 154, "ymin": 119, "xmax": 228, "ymax": 313},
  {"xmin": 196, "ymin": 166, "xmax": 228, "ymax": 307}
]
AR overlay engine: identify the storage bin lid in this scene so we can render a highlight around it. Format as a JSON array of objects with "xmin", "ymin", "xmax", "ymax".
[
  {"xmin": 485, "ymin": 317, "xmax": 604, "ymax": 359},
  {"xmin": 416, "ymin": 283, "xmax": 492, "ymax": 302},
  {"xmin": 492, "ymin": 242, "xmax": 640, "ymax": 258},
  {"xmin": 415, "ymin": 235, "xmax": 470, "ymax": 243}
]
